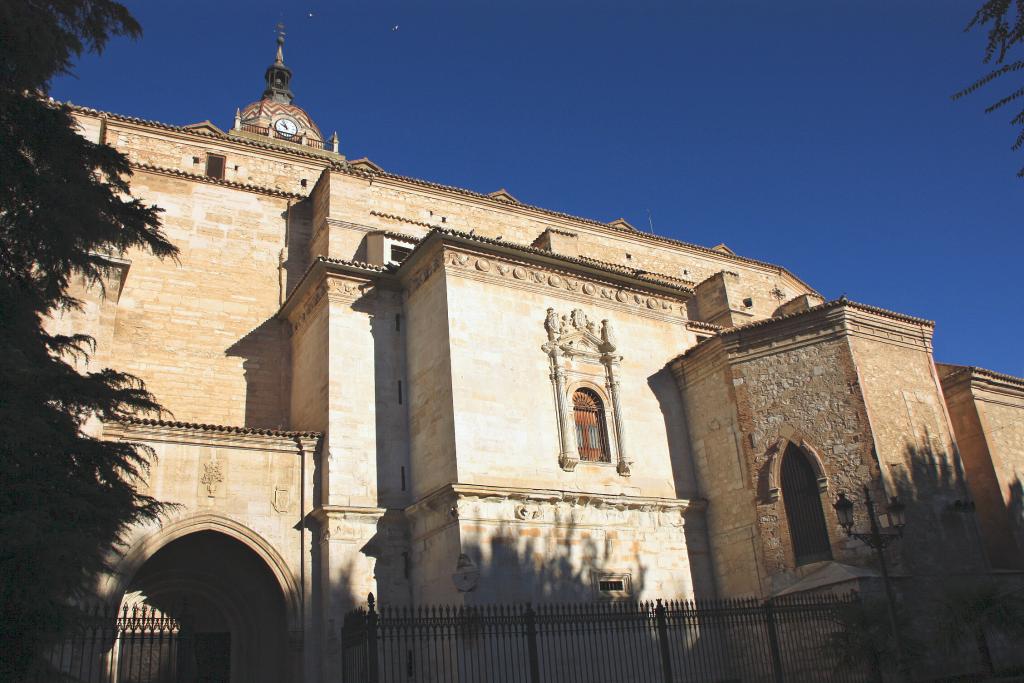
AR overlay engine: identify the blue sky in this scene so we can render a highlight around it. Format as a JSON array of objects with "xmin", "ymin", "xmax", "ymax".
[{"xmin": 52, "ymin": 1, "xmax": 1022, "ymax": 375}]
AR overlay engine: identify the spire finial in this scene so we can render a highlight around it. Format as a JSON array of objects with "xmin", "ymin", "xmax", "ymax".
[
  {"xmin": 275, "ymin": 22, "xmax": 286, "ymax": 64},
  {"xmin": 262, "ymin": 23, "xmax": 294, "ymax": 104}
]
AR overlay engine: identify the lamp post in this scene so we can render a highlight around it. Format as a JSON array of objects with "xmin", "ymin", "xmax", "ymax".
[{"xmin": 833, "ymin": 486, "xmax": 911, "ymax": 682}]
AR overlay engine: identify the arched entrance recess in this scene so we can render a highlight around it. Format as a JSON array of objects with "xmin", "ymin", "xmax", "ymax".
[{"xmin": 105, "ymin": 515, "xmax": 301, "ymax": 683}]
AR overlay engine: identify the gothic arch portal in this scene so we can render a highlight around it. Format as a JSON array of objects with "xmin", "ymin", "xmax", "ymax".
[{"xmin": 102, "ymin": 513, "xmax": 302, "ymax": 631}]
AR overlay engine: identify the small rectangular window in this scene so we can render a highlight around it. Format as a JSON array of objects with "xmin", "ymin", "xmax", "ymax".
[
  {"xmin": 390, "ymin": 245, "xmax": 412, "ymax": 263},
  {"xmin": 205, "ymin": 154, "xmax": 226, "ymax": 180},
  {"xmin": 594, "ymin": 573, "xmax": 632, "ymax": 599}
]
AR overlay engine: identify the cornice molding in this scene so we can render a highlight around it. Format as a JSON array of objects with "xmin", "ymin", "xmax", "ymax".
[
  {"xmin": 332, "ymin": 166, "xmax": 818, "ymax": 294},
  {"xmin": 939, "ymin": 364, "xmax": 1024, "ymax": 401},
  {"xmin": 405, "ymin": 483, "xmax": 704, "ymax": 535},
  {"xmin": 440, "ymin": 244, "xmax": 690, "ymax": 321},
  {"xmin": 280, "ymin": 260, "xmax": 389, "ymax": 333},
  {"xmin": 72, "ymin": 102, "xmax": 817, "ymax": 295},
  {"xmin": 106, "ymin": 418, "xmax": 319, "ymax": 452},
  {"xmin": 71, "ymin": 104, "xmax": 339, "ymax": 164},
  {"xmin": 394, "ymin": 230, "xmax": 693, "ymax": 324},
  {"xmin": 673, "ymin": 297, "xmax": 933, "ymax": 364}
]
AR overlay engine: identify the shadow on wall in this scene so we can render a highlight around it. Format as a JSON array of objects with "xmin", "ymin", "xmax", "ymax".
[
  {"xmin": 222, "ymin": 199, "xmax": 313, "ymax": 431},
  {"xmin": 648, "ymin": 365, "xmax": 716, "ymax": 600},
  {"xmin": 885, "ymin": 440, "xmax": 984, "ymax": 576},
  {"xmin": 462, "ymin": 519, "xmax": 649, "ymax": 605},
  {"xmin": 648, "ymin": 366, "xmax": 698, "ymax": 499},
  {"xmin": 225, "ymin": 317, "xmax": 289, "ymax": 430},
  {"xmin": 282, "ymin": 199, "xmax": 313, "ymax": 297},
  {"xmin": 1010, "ymin": 476, "xmax": 1024, "ymax": 563}
]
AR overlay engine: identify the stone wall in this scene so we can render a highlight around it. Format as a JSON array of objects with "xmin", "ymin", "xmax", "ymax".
[
  {"xmin": 939, "ymin": 365, "xmax": 1024, "ymax": 569},
  {"xmin": 100, "ymin": 422, "xmax": 317, "ymax": 628},
  {"xmin": 437, "ymin": 242, "xmax": 693, "ymax": 498},
  {"xmin": 671, "ymin": 342, "xmax": 762, "ymax": 597},
  {"xmin": 406, "ymin": 486, "xmax": 709, "ymax": 605},
  {"xmin": 310, "ymin": 170, "xmax": 811, "ymax": 326},
  {"xmin": 673, "ymin": 301, "xmax": 988, "ymax": 597},
  {"xmin": 402, "ymin": 251, "xmax": 459, "ymax": 501},
  {"xmin": 60, "ymin": 168, "xmax": 296, "ymax": 429},
  {"xmin": 847, "ymin": 316, "xmax": 982, "ymax": 575},
  {"xmin": 78, "ymin": 114, "xmax": 332, "ymax": 194}
]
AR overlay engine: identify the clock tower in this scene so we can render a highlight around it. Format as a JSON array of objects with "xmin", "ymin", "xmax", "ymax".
[{"xmin": 232, "ymin": 26, "xmax": 339, "ymax": 154}]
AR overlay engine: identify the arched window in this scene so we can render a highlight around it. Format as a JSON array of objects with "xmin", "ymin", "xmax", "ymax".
[
  {"xmin": 573, "ymin": 388, "xmax": 611, "ymax": 463},
  {"xmin": 781, "ymin": 445, "xmax": 832, "ymax": 565}
]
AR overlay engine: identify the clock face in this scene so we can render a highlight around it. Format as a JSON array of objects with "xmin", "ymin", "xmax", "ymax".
[{"xmin": 274, "ymin": 118, "xmax": 298, "ymax": 137}]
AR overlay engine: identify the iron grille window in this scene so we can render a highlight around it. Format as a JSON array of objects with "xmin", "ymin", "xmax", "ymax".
[
  {"xmin": 781, "ymin": 445, "xmax": 833, "ymax": 565},
  {"xmin": 572, "ymin": 388, "xmax": 610, "ymax": 463},
  {"xmin": 205, "ymin": 154, "xmax": 226, "ymax": 180}
]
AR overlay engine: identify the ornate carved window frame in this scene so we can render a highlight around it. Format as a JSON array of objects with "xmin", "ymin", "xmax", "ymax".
[{"xmin": 542, "ymin": 307, "xmax": 632, "ymax": 476}]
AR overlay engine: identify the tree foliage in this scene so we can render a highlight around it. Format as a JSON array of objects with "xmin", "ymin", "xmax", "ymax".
[
  {"xmin": 0, "ymin": 1, "xmax": 178, "ymax": 678},
  {"xmin": 955, "ymin": 0, "xmax": 1024, "ymax": 178}
]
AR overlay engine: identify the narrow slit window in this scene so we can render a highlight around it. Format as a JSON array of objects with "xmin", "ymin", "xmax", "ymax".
[{"xmin": 205, "ymin": 154, "xmax": 226, "ymax": 180}]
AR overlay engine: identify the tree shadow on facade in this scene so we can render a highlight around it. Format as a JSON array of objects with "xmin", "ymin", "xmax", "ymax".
[
  {"xmin": 887, "ymin": 440, "xmax": 982, "ymax": 576},
  {"xmin": 874, "ymin": 440, "xmax": 1021, "ymax": 679},
  {"xmin": 460, "ymin": 519, "xmax": 648, "ymax": 605}
]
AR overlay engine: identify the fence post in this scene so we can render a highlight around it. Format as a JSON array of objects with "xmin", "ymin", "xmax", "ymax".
[
  {"xmin": 654, "ymin": 599, "xmax": 674, "ymax": 683},
  {"xmin": 764, "ymin": 598, "xmax": 785, "ymax": 683},
  {"xmin": 366, "ymin": 593, "xmax": 379, "ymax": 683},
  {"xmin": 524, "ymin": 603, "xmax": 542, "ymax": 683}
]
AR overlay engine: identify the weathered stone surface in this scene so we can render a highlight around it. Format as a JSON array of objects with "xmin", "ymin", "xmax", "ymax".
[{"xmin": 45, "ymin": 102, "xmax": 1013, "ymax": 682}]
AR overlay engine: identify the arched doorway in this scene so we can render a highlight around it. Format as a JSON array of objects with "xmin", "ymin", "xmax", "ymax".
[
  {"xmin": 123, "ymin": 531, "xmax": 288, "ymax": 683},
  {"xmin": 781, "ymin": 445, "xmax": 833, "ymax": 566}
]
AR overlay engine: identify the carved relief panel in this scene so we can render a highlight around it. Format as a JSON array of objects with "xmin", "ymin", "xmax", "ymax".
[{"xmin": 542, "ymin": 307, "xmax": 632, "ymax": 476}]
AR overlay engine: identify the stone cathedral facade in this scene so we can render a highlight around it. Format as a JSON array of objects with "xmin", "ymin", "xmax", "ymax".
[{"xmin": 54, "ymin": 38, "xmax": 1024, "ymax": 682}]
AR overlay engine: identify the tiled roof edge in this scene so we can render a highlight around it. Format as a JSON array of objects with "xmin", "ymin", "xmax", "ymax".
[
  {"xmin": 131, "ymin": 163, "xmax": 304, "ymax": 199},
  {"xmin": 316, "ymin": 255, "xmax": 392, "ymax": 273},
  {"xmin": 940, "ymin": 364, "xmax": 1024, "ymax": 389},
  {"xmin": 68, "ymin": 103, "xmax": 339, "ymax": 162},
  {"xmin": 73, "ymin": 101, "xmax": 816, "ymax": 292},
  {"xmin": 330, "ymin": 164, "xmax": 817, "ymax": 292},
  {"xmin": 673, "ymin": 297, "xmax": 934, "ymax": 363},
  {"xmin": 120, "ymin": 417, "xmax": 321, "ymax": 439}
]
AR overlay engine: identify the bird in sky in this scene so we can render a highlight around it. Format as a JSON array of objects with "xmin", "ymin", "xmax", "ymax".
[{"xmin": 392, "ymin": 25, "xmax": 399, "ymax": 31}]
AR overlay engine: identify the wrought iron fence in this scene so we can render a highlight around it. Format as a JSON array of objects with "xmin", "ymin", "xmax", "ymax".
[
  {"xmin": 342, "ymin": 593, "xmax": 872, "ymax": 683},
  {"xmin": 24, "ymin": 604, "xmax": 191, "ymax": 683}
]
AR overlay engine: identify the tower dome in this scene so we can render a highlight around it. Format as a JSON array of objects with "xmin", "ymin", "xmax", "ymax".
[{"xmin": 233, "ymin": 26, "xmax": 337, "ymax": 153}]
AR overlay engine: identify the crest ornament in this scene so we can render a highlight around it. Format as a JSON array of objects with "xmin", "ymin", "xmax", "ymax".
[
  {"xmin": 542, "ymin": 307, "xmax": 630, "ymax": 476},
  {"xmin": 201, "ymin": 460, "xmax": 224, "ymax": 497}
]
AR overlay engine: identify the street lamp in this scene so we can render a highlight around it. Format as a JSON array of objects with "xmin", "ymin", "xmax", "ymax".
[{"xmin": 833, "ymin": 486, "xmax": 910, "ymax": 681}]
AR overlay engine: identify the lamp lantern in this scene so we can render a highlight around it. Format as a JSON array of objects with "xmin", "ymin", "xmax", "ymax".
[
  {"xmin": 833, "ymin": 492, "xmax": 855, "ymax": 533},
  {"xmin": 887, "ymin": 496, "xmax": 907, "ymax": 533}
]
